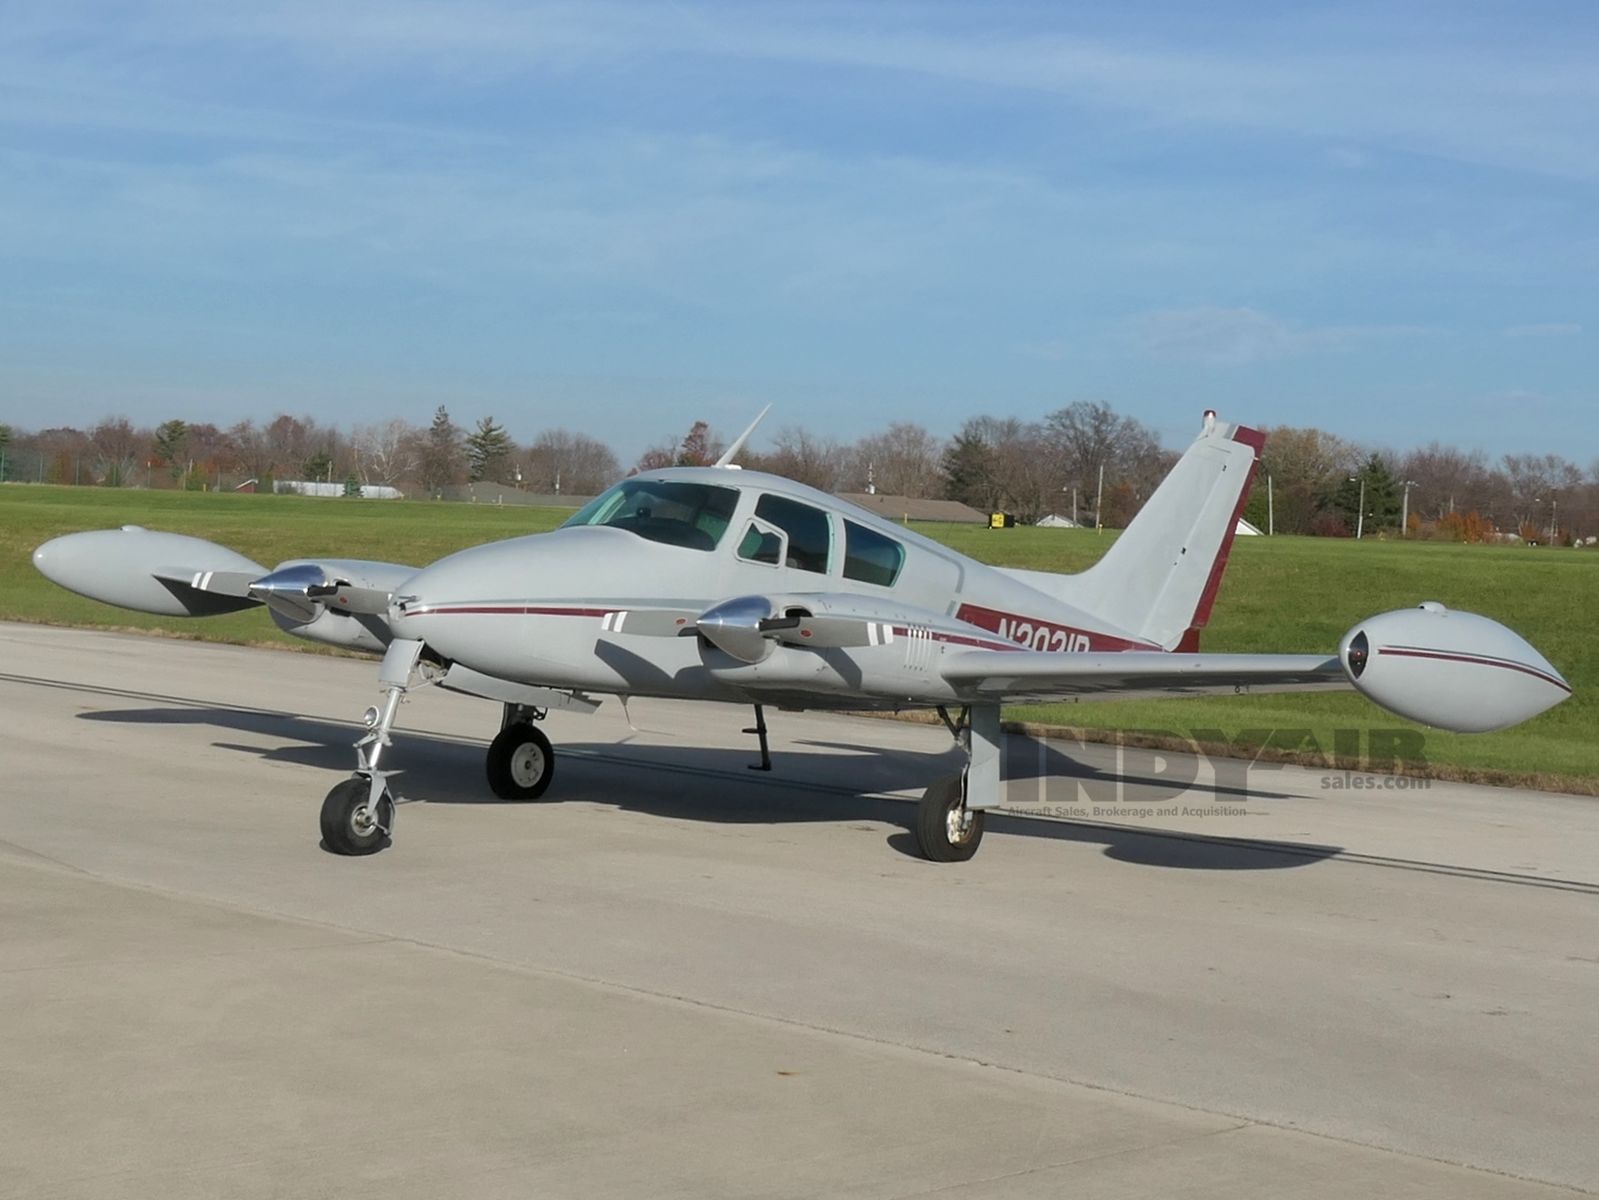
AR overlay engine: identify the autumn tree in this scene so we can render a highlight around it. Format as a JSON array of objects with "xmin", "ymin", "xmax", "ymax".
[
  {"xmin": 1250, "ymin": 425, "xmax": 1362, "ymax": 535},
  {"xmin": 676, "ymin": 420, "xmax": 721, "ymax": 467}
]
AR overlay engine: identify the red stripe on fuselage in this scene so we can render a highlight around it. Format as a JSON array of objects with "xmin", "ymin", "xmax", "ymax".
[{"xmin": 954, "ymin": 603, "xmax": 1155, "ymax": 654}]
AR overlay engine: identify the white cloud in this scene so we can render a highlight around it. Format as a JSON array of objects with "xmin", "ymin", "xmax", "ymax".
[
  {"xmin": 1132, "ymin": 307, "xmax": 1433, "ymax": 365},
  {"xmin": 1502, "ymin": 322, "xmax": 1583, "ymax": 338}
]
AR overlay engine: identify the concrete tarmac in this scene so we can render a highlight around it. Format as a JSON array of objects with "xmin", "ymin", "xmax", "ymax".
[{"xmin": 1, "ymin": 622, "xmax": 1595, "ymax": 1198}]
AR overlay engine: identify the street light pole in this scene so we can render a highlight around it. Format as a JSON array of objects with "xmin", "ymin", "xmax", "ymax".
[{"xmin": 1400, "ymin": 479, "xmax": 1418, "ymax": 537}]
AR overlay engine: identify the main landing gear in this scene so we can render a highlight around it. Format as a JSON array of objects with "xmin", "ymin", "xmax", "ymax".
[
  {"xmin": 913, "ymin": 705, "xmax": 1002, "ymax": 863},
  {"xmin": 486, "ymin": 704, "xmax": 556, "ymax": 800}
]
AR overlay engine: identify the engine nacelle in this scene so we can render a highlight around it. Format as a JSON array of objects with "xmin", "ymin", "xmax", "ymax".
[{"xmin": 1338, "ymin": 603, "xmax": 1569, "ymax": 732}]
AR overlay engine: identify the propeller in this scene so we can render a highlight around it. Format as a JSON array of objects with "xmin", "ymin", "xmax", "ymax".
[{"xmin": 244, "ymin": 563, "xmax": 392, "ymax": 623}]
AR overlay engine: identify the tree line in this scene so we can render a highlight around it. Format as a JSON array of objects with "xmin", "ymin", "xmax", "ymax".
[{"xmin": 2, "ymin": 404, "xmax": 1595, "ymax": 542}]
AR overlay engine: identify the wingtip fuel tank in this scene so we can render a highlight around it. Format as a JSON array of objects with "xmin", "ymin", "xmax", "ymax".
[{"xmin": 1338, "ymin": 603, "xmax": 1570, "ymax": 733}]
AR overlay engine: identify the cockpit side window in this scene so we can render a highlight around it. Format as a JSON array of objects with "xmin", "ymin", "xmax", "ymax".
[
  {"xmin": 753, "ymin": 494, "xmax": 831, "ymax": 573},
  {"xmin": 842, "ymin": 520, "xmax": 905, "ymax": 587},
  {"xmin": 561, "ymin": 479, "xmax": 740, "ymax": 551},
  {"xmin": 736, "ymin": 520, "xmax": 785, "ymax": 566}
]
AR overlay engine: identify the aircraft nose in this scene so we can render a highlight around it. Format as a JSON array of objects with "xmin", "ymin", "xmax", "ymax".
[{"xmin": 386, "ymin": 546, "xmax": 515, "ymax": 669}]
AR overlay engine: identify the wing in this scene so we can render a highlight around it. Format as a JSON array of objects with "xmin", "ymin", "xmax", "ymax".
[{"xmin": 939, "ymin": 650, "xmax": 1349, "ymax": 704}]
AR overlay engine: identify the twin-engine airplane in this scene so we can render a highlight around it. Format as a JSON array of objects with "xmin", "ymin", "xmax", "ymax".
[{"xmin": 34, "ymin": 412, "xmax": 1570, "ymax": 861}]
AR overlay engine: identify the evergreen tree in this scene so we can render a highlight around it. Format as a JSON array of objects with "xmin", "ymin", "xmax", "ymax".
[
  {"xmin": 418, "ymin": 405, "xmax": 467, "ymax": 493},
  {"xmin": 942, "ymin": 430, "xmax": 998, "ymax": 509},
  {"xmin": 151, "ymin": 420, "xmax": 189, "ymax": 483},
  {"xmin": 343, "ymin": 473, "xmax": 362, "ymax": 498},
  {"xmin": 303, "ymin": 451, "xmax": 333, "ymax": 482},
  {"xmin": 1330, "ymin": 453, "xmax": 1401, "ymax": 533},
  {"xmin": 466, "ymin": 416, "xmax": 516, "ymax": 482}
]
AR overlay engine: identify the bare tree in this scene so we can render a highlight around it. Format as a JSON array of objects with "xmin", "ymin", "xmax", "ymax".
[
  {"xmin": 89, "ymin": 417, "xmax": 144, "ymax": 487},
  {"xmin": 846, "ymin": 422, "xmax": 944, "ymax": 498},
  {"xmin": 352, "ymin": 419, "xmax": 420, "ymax": 488},
  {"xmin": 523, "ymin": 429, "xmax": 621, "ymax": 495},
  {"xmin": 1398, "ymin": 442, "xmax": 1492, "ymax": 520},
  {"xmin": 1043, "ymin": 402, "xmax": 1166, "ymax": 525},
  {"xmin": 1501, "ymin": 453, "xmax": 1583, "ymax": 532},
  {"xmin": 749, "ymin": 426, "xmax": 849, "ymax": 491}
]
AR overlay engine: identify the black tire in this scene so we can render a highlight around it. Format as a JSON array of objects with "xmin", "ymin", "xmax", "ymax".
[
  {"xmin": 486, "ymin": 724, "xmax": 556, "ymax": 800},
  {"xmin": 320, "ymin": 776, "xmax": 394, "ymax": 856},
  {"xmin": 914, "ymin": 775, "xmax": 985, "ymax": 862}
]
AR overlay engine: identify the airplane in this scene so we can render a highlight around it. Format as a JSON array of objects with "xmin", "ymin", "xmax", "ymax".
[{"xmin": 32, "ymin": 411, "xmax": 1571, "ymax": 861}]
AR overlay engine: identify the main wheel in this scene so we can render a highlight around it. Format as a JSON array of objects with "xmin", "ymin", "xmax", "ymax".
[
  {"xmin": 320, "ymin": 776, "xmax": 394, "ymax": 856},
  {"xmin": 914, "ymin": 775, "xmax": 985, "ymax": 862},
  {"xmin": 486, "ymin": 724, "xmax": 556, "ymax": 800}
]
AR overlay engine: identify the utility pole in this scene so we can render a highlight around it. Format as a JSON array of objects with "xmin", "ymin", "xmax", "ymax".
[
  {"xmin": 1550, "ymin": 498, "xmax": 1559, "ymax": 542},
  {"xmin": 1095, "ymin": 463, "xmax": 1104, "ymax": 535},
  {"xmin": 1267, "ymin": 474, "xmax": 1274, "ymax": 536},
  {"xmin": 1349, "ymin": 475, "xmax": 1366, "ymax": 540},
  {"xmin": 1071, "ymin": 486, "xmax": 1078, "ymax": 526},
  {"xmin": 1400, "ymin": 480, "xmax": 1417, "ymax": 537}
]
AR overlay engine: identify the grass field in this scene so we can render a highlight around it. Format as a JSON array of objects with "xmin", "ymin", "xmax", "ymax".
[{"xmin": 3, "ymin": 484, "xmax": 1594, "ymax": 790}]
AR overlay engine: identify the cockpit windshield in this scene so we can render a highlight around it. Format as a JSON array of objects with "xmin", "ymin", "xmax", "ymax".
[{"xmin": 561, "ymin": 479, "xmax": 740, "ymax": 552}]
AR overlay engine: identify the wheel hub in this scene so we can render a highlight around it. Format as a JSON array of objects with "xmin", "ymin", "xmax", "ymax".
[
  {"xmin": 945, "ymin": 803, "xmax": 973, "ymax": 845},
  {"xmin": 510, "ymin": 743, "xmax": 546, "ymax": 787}
]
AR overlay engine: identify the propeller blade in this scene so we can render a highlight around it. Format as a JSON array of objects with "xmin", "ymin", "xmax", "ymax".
[{"xmin": 600, "ymin": 608, "xmax": 700, "ymax": 637}]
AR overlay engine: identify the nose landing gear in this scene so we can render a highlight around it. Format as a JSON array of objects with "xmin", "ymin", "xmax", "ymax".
[{"xmin": 322, "ymin": 638, "xmax": 425, "ymax": 857}]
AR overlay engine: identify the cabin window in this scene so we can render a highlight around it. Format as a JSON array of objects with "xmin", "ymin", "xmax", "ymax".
[
  {"xmin": 561, "ymin": 479, "xmax": 739, "ymax": 551},
  {"xmin": 736, "ymin": 521, "xmax": 785, "ymax": 566},
  {"xmin": 753, "ymin": 495, "xmax": 831, "ymax": 573},
  {"xmin": 842, "ymin": 520, "xmax": 904, "ymax": 587}
]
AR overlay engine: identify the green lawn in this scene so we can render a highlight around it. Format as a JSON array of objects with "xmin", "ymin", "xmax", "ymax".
[{"xmin": 4, "ymin": 485, "xmax": 1595, "ymax": 789}]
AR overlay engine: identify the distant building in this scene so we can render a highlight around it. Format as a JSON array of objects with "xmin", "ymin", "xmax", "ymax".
[
  {"xmin": 1035, "ymin": 514, "xmax": 1081, "ymax": 529},
  {"xmin": 275, "ymin": 480, "xmax": 404, "ymax": 500},
  {"xmin": 1235, "ymin": 517, "xmax": 1264, "ymax": 536},
  {"xmin": 835, "ymin": 493, "xmax": 988, "ymax": 524}
]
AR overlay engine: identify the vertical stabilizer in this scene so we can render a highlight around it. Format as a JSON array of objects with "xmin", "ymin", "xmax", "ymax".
[{"xmin": 1010, "ymin": 415, "xmax": 1262, "ymax": 651}]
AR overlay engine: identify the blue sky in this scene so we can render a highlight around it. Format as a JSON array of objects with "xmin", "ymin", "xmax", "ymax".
[{"xmin": 2, "ymin": 1, "xmax": 1595, "ymax": 460}]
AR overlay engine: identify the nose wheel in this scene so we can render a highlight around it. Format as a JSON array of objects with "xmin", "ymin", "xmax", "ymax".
[
  {"xmin": 321, "ymin": 777, "xmax": 394, "ymax": 856},
  {"xmin": 486, "ymin": 721, "xmax": 556, "ymax": 800}
]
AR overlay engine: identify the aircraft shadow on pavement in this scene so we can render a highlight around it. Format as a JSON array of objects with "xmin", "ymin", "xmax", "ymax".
[{"xmin": 79, "ymin": 706, "xmax": 1338, "ymax": 871}]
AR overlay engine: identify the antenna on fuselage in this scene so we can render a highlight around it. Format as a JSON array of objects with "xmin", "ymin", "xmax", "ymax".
[{"xmin": 713, "ymin": 404, "xmax": 772, "ymax": 468}]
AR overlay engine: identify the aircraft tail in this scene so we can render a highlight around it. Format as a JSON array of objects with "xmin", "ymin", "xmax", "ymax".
[{"xmin": 1017, "ymin": 415, "xmax": 1263, "ymax": 651}]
